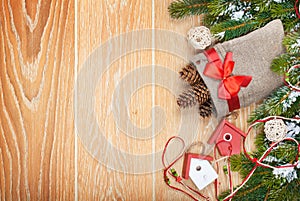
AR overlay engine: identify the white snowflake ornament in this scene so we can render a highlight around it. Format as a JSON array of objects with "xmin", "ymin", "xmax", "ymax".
[
  {"xmin": 264, "ymin": 119, "xmax": 287, "ymax": 142},
  {"xmin": 187, "ymin": 26, "xmax": 212, "ymax": 50}
]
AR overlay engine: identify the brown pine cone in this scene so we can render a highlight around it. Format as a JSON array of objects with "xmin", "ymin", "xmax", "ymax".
[
  {"xmin": 199, "ymin": 98, "xmax": 213, "ymax": 118},
  {"xmin": 177, "ymin": 82, "xmax": 210, "ymax": 108},
  {"xmin": 177, "ymin": 90, "xmax": 198, "ymax": 108},
  {"xmin": 191, "ymin": 82, "xmax": 210, "ymax": 105},
  {"xmin": 179, "ymin": 63, "xmax": 203, "ymax": 85}
]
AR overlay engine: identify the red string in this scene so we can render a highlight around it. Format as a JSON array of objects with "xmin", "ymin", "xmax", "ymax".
[
  {"xmin": 213, "ymin": 140, "xmax": 233, "ymax": 201},
  {"xmin": 163, "ymin": 117, "xmax": 300, "ymax": 200},
  {"xmin": 283, "ymin": 64, "xmax": 300, "ymax": 92},
  {"xmin": 223, "ymin": 116, "xmax": 300, "ymax": 201},
  {"xmin": 162, "ymin": 136, "xmax": 185, "ymax": 168},
  {"xmin": 295, "ymin": 0, "xmax": 300, "ymax": 19},
  {"xmin": 162, "ymin": 136, "xmax": 210, "ymax": 201}
]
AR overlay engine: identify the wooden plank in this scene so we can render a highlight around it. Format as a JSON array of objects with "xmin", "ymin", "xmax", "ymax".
[
  {"xmin": 0, "ymin": 0, "xmax": 75, "ymax": 200},
  {"xmin": 0, "ymin": 0, "xmax": 259, "ymax": 200},
  {"xmin": 76, "ymin": 0, "xmax": 154, "ymax": 200},
  {"xmin": 153, "ymin": 0, "xmax": 257, "ymax": 200}
]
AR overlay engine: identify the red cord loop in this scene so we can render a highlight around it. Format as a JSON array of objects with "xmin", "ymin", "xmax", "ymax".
[
  {"xmin": 163, "ymin": 117, "xmax": 300, "ymax": 201},
  {"xmin": 223, "ymin": 116, "xmax": 300, "ymax": 201},
  {"xmin": 162, "ymin": 136, "xmax": 209, "ymax": 201},
  {"xmin": 176, "ymin": 176, "xmax": 182, "ymax": 182},
  {"xmin": 295, "ymin": 0, "xmax": 300, "ymax": 19},
  {"xmin": 252, "ymin": 158, "xmax": 258, "ymax": 163}
]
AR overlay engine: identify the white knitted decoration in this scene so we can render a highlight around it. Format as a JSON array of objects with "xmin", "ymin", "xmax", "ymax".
[
  {"xmin": 264, "ymin": 119, "xmax": 287, "ymax": 142},
  {"xmin": 187, "ymin": 26, "xmax": 212, "ymax": 50}
]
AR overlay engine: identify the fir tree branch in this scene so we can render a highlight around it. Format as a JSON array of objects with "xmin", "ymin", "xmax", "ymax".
[
  {"xmin": 263, "ymin": 189, "xmax": 270, "ymax": 201},
  {"xmin": 282, "ymin": 18, "xmax": 300, "ymax": 32},
  {"xmin": 210, "ymin": 13, "xmax": 272, "ymax": 41},
  {"xmin": 207, "ymin": 0, "xmax": 252, "ymax": 17},
  {"xmin": 283, "ymin": 32, "xmax": 300, "ymax": 55},
  {"xmin": 210, "ymin": 19, "xmax": 260, "ymax": 40},
  {"xmin": 168, "ymin": 0, "xmax": 210, "ymax": 19},
  {"xmin": 248, "ymin": 86, "xmax": 299, "ymax": 123},
  {"xmin": 270, "ymin": 1, "xmax": 295, "ymax": 19},
  {"xmin": 271, "ymin": 53, "xmax": 300, "ymax": 75},
  {"xmin": 236, "ymin": 182, "xmax": 265, "ymax": 198}
]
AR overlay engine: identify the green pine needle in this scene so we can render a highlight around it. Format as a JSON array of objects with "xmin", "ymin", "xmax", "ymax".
[
  {"xmin": 248, "ymin": 86, "xmax": 298, "ymax": 123},
  {"xmin": 283, "ymin": 32, "xmax": 300, "ymax": 55},
  {"xmin": 210, "ymin": 19, "xmax": 260, "ymax": 41},
  {"xmin": 271, "ymin": 53, "xmax": 300, "ymax": 75},
  {"xmin": 168, "ymin": 0, "xmax": 210, "ymax": 19}
]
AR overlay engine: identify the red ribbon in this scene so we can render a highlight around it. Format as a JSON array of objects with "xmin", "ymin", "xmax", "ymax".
[{"xmin": 203, "ymin": 48, "xmax": 252, "ymax": 111}]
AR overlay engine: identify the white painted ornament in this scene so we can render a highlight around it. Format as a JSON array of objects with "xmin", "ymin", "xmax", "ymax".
[
  {"xmin": 264, "ymin": 119, "xmax": 288, "ymax": 142},
  {"xmin": 189, "ymin": 158, "xmax": 218, "ymax": 190},
  {"xmin": 187, "ymin": 26, "xmax": 212, "ymax": 50}
]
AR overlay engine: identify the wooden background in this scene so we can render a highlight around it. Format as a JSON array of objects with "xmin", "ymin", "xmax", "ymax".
[{"xmin": 0, "ymin": 0, "xmax": 257, "ymax": 200}]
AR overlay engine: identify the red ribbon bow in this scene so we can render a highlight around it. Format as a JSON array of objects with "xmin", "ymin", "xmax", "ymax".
[{"xmin": 204, "ymin": 48, "xmax": 252, "ymax": 100}]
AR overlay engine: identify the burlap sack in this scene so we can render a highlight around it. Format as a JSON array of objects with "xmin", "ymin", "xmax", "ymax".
[{"xmin": 191, "ymin": 19, "xmax": 284, "ymax": 119}]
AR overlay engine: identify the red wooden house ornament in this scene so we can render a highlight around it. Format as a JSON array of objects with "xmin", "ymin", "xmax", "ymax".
[{"xmin": 208, "ymin": 119, "xmax": 246, "ymax": 156}]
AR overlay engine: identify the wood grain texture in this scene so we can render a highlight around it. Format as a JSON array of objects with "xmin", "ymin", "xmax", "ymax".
[
  {"xmin": 77, "ymin": 0, "xmax": 153, "ymax": 200},
  {"xmin": 77, "ymin": 0, "xmax": 257, "ymax": 200},
  {"xmin": 0, "ymin": 0, "xmax": 75, "ymax": 200},
  {"xmin": 0, "ymin": 0, "xmax": 258, "ymax": 200}
]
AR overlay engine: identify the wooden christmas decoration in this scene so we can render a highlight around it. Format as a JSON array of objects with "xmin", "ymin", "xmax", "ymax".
[
  {"xmin": 182, "ymin": 153, "xmax": 213, "ymax": 179},
  {"xmin": 208, "ymin": 119, "xmax": 246, "ymax": 156},
  {"xmin": 182, "ymin": 153, "xmax": 218, "ymax": 190}
]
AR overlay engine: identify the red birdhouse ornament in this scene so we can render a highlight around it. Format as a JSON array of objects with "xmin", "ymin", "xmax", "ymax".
[{"xmin": 208, "ymin": 119, "xmax": 246, "ymax": 156}]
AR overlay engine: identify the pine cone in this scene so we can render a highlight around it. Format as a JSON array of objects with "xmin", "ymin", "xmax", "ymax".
[
  {"xmin": 179, "ymin": 63, "xmax": 203, "ymax": 85},
  {"xmin": 191, "ymin": 82, "xmax": 210, "ymax": 105},
  {"xmin": 199, "ymin": 98, "xmax": 213, "ymax": 118},
  {"xmin": 177, "ymin": 90, "xmax": 198, "ymax": 108},
  {"xmin": 177, "ymin": 82, "xmax": 210, "ymax": 108}
]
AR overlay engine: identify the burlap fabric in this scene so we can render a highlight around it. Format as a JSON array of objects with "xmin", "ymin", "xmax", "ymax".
[{"xmin": 191, "ymin": 19, "xmax": 285, "ymax": 119}]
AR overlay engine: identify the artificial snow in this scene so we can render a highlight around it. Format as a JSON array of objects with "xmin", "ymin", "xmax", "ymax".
[
  {"xmin": 231, "ymin": 11, "xmax": 244, "ymax": 20},
  {"xmin": 272, "ymin": 0, "xmax": 284, "ymax": 3},
  {"xmin": 291, "ymin": 39, "xmax": 300, "ymax": 49},
  {"xmin": 282, "ymin": 91, "xmax": 300, "ymax": 112},
  {"xmin": 286, "ymin": 121, "xmax": 300, "ymax": 137},
  {"xmin": 263, "ymin": 155, "xmax": 281, "ymax": 163},
  {"xmin": 273, "ymin": 166, "xmax": 298, "ymax": 183}
]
